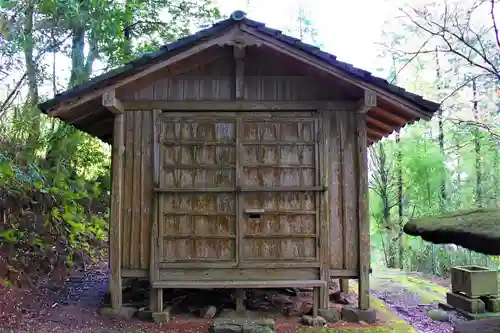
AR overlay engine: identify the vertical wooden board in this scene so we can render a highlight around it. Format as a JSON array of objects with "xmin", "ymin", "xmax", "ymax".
[
  {"xmin": 341, "ymin": 112, "xmax": 359, "ymax": 271},
  {"xmin": 236, "ymin": 115, "xmax": 242, "ymax": 265},
  {"xmin": 121, "ymin": 111, "xmax": 135, "ymax": 268},
  {"xmin": 356, "ymin": 113, "xmax": 370, "ymax": 310},
  {"xmin": 140, "ymin": 111, "xmax": 153, "ymax": 269},
  {"xmin": 130, "ymin": 111, "xmax": 142, "ymax": 268},
  {"xmin": 157, "ymin": 114, "xmax": 237, "ymax": 264},
  {"xmin": 329, "ymin": 112, "xmax": 344, "ymax": 269},
  {"xmin": 134, "ymin": 82, "xmax": 154, "ymax": 268},
  {"xmin": 239, "ymin": 115, "xmax": 319, "ymax": 263},
  {"xmin": 150, "ymin": 109, "xmax": 161, "ymax": 282},
  {"xmin": 110, "ymin": 113, "xmax": 124, "ymax": 310},
  {"xmin": 319, "ymin": 110, "xmax": 331, "ymax": 308},
  {"xmin": 132, "ymin": 75, "xmax": 347, "ymax": 102}
]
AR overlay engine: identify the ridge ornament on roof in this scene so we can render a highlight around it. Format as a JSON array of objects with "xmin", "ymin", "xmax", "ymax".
[{"xmin": 230, "ymin": 10, "xmax": 247, "ymax": 21}]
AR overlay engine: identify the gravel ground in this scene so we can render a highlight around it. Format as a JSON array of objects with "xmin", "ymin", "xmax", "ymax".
[
  {"xmin": 0, "ymin": 264, "xmax": 468, "ymax": 332},
  {"xmin": 371, "ymin": 290, "xmax": 465, "ymax": 333},
  {"xmin": 369, "ymin": 268, "xmax": 469, "ymax": 333}
]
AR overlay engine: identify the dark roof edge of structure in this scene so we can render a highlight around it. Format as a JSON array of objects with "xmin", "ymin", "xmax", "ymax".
[{"xmin": 38, "ymin": 10, "xmax": 441, "ymax": 115}]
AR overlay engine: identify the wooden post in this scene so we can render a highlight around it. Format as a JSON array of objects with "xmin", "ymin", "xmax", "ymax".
[
  {"xmin": 312, "ymin": 287, "xmax": 320, "ymax": 316},
  {"xmin": 103, "ymin": 89, "xmax": 125, "ymax": 310},
  {"xmin": 235, "ymin": 289, "xmax": 246, "ymax": 313},
  {"xmin": 108, "ymin": 110, "xmax": 125, "ymax": 310},
  {"xmin": 356, "ymin": 89, "xmax": 375, "ymax": 310},
  {"xmin": 150, "ymin": 109, "xmax": 162, "ymax": 312},
  {"xmin": 356, "ymin": 112, "xmax": 370, "ymax": 310},
  {"xmin": 339, "ymin": 279, "xmax": 349, "ymax": 293},
  {"xmin": 319, "ymin": 110, "xmax": 331, "ymax": 309},
  {"xmin": 233, "ymin": 41, "xmax": 245, "ymax": 100}
]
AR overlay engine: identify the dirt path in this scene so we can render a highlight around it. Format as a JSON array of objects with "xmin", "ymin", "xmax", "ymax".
[
  {"xmin": 368, "ymin": 267, "xmax": 466, "ymax": 333},
  {"xmin": 0, "ymin": 265, "xmax": 464, "ymax": 332}
]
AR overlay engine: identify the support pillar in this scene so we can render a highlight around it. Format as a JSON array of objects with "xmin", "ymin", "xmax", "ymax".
[{"xmin": 104, "ymin": 90, "xmax": 125, "ymax": 310}]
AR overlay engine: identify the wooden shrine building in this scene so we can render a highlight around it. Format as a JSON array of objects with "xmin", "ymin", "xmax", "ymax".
[{"xmin": 39, "ymin": 10, "xmax": 440, "ymax": 314}]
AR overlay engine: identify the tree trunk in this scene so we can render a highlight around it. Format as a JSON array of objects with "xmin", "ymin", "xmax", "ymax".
[
  {"xmin": 436, "ymin": 50, "xmax": 446, "ymax": 212},
  {"xmin": 69, "ymin": 24, "xmax": 87, "ymax": 87},
  {"xmin": 472, "ymin": 78, "xmax": 482, "ymax": 207},
  {"xmin": 395, "ymin": 131, "xmax": 404, "ymax": 269},
  {"xmin": 23, "ymin": 0, "xmax": 40, "ymax": 149},
  {"xmin": 123, "ymin": 0, "xmax": 134, "ymax": 61},
  {"xmin": 45, "ymin": 19, "xmax": 93, "ymax": 167}
]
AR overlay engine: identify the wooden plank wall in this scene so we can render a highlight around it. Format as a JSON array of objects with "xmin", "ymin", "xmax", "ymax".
[
  {"xmin": 328, "ymin": 111, "xmax": 360, "ymax": 272},
  {"xmin": 118, "ymin": 52, "xmax": 361, "ymax": 271},
  {"xmin": 121, "ymin": 110, "xmax": 154, "ymax": 270}
]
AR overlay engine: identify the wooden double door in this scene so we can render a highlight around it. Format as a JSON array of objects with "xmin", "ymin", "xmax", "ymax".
[{"xmin": 154, "ymin": 111, "xmax": 323, "ymax": 268}]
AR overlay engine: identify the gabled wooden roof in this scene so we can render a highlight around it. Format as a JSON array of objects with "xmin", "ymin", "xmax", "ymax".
[{"xmin": 38, "ymin": 11, "xmax": 441, "ymax": 143}]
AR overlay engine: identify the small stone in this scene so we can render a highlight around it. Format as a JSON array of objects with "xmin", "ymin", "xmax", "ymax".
[
  {"xmin": 427, "ymin": 309, "xmax": 450, "ymax": 322},
  {"xmin": 99, "ymin": 307, "xmax": 119, "ymax": 318},
  {"xmin": 301, "ymin": 315, "xmax": 327, "ymax": 327},
  {"xmin": 201, "ymin": 305, "xmax": 217, "ymax": 319},
  {"xmin": 341, "ymin": 306, "xmax": 377, "ymax": 324},
  {"xmin": 99, "ymin": 306, "xmax": 137, "ymax": 320},
  {"xmin": 136, "ymin": 307, "xmax": 153, "ymax": 321},
  {"xmin": 152, "ymin": 311, "xmax": 170, "ymax": 324},
  {"xmin": 242, "ymin": 324, "xmax": 276, "ymax": 333},
  {"xmin": 250, "ymin": 327, "xmax": 275, "ymax": 333},
  {"xmin": 318, "ymin": 308, "xmax": 341, "ymax": 323},
  {"xmin": 253, "ymin": 318, "xmax": 275, "ymax": 330},
  {"xmin": 118, "ymin": 306, "xmax": 137, "ymax": 320},
  {"xmin": 215, "ymin": 317, "xmax": 274, "ymax": 331}
]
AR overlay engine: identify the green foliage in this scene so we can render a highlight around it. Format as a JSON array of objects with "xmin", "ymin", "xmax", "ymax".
[
  {"xmin": 369, "ymin": 0, "xmax": 500, "ymax": 276},
  {"xmin": 0, "ymin": 138, "xmax": 110, "ymax": 282}
]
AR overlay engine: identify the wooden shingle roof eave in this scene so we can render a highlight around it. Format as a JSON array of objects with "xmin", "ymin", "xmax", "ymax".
[{"xmin": 38, "ymin": 11, "xmax": 441, "ymax": 143}]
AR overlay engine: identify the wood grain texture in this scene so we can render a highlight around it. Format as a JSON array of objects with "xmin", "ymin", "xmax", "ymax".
[{"xmin": 109, "ymin": 113, "xmax": 124, "ymax": 310}]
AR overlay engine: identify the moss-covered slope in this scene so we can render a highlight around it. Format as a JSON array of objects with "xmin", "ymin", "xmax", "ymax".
[{"xmin": 403, "ymin": 209, "xmax": 500, "ymax": 255}]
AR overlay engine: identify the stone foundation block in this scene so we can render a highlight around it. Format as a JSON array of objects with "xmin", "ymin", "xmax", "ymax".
[
  {"xmin": 246, "ymin": 327, "xmax": 274, "ymax": 333},
  {"xmin": 317, "ymin": 308, "xmax": 341, "ymax": 323},
  {"xmin": 341, "ymin": 306, "xmax": 377, "ymax": 324},
  {"xmin": 210, "ymin": 317, "xmax": 275, "ymax": 333},
  {"xmin": 99, "ymin": 306, "xmax": 137, "ymax": 320},
  {"xmin": 201, "ymin": 305, "xmax": 218, "ymax": 319},
  {"xmin": 301, "ymin": 315, "xmax": 327, "ymax": 327},
  {"xmin": 209, "ymin": 323, "xmax": 242, "ymax": 333},
  {"xmin": 152, "ymin": 311, "xmax": 170, "ymax": 324},
  {"xmin": 136, "ymin": 307, "xmax": 153, "ymax": 321},
  {"xmin": 484, "ymin": 297, "xmax": 500, "ymax": 313},
  {"xmin": 446, "ymin": 292, "xmax": 485, "ymax": 314},
  {"xmin": 454, "ymin": 318, "xmax": 500, "ymax": 333}
]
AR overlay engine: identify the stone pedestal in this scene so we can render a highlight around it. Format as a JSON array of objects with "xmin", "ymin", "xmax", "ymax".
[{"xmin": 451, "ymin": 266, "xmax": 498, "ymax": 298}]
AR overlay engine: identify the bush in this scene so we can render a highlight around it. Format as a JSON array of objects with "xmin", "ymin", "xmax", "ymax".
[{"xmin": 0, "ymin": 149, "xmax": 110, "ymax": 286}]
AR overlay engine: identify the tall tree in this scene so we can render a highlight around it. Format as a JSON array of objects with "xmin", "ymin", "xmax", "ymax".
[
  {"xmin": 471, "ymin": 78, "xmax": 483, "ymax": 207},
  {"xmin": 286, "ymin": 4, "xmax": 321, "ymax": 47}
]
